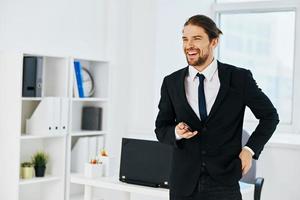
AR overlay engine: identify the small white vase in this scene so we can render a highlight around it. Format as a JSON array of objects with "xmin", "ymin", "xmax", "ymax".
[{"xmin": 84, "ymin": 163, "xmax": 103, "ymax": 178}]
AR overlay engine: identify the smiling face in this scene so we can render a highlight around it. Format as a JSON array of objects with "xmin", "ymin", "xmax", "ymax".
[{"xmin": 182, "ymin": 24, "xmax": 218, "ymax": 68}]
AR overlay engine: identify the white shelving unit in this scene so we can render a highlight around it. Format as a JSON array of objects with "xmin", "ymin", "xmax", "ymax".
[
  {"xmin": 66, "ymin": 58, "xmax": 110, "ymax": 200},
  {"xmin": 18, "ymin": 54, "xmax": 68, "ymax": 200},
  {"xmin": 0, "ymin": 52, "xmax": 110, "ymax": 200}
]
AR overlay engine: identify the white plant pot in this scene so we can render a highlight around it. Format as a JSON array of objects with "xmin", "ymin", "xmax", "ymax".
[
  {"xmin": 99, "ymin": 156, "xmax": 116, "ymax": 177},
  {"xmin": 84, "ymin": 163, "xmax": 103, "ymax": 178}
]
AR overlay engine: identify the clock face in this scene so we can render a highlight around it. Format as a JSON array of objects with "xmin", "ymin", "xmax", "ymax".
[{"xmin": 81, "ymin": 67, "xmax": 95, "ymax": 97}]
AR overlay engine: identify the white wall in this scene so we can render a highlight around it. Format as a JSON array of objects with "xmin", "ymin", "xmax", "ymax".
[
  {"xmin": 0, "ymin": 0, "xmax": 107, "ymax": 59},
  {"xmin": 105, "ymin": 0, "xmax": 132, "ymax": 173},
  {"xmin": 257, "ymin": 136, "xmax": 300, "ymax": 200},
  {"xmin": 126, "ymin": 0, "xmax": 215, "ymax": 139},
  {"xmin": 126, "ymin": 0, "xmax": 157, "ymax": 138}
]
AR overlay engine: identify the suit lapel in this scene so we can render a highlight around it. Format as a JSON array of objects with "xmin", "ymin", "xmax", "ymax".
[
  {"xmin": 206, "ymin": 61, "xmax": 231, "ymax": 123},
  {"xmin": 178, "ymin": 67, "xmax": 203, "ymax": 125}
]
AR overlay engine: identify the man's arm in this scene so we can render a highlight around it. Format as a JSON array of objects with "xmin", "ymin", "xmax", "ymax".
[
  {"xmin": 155, "ymin": 78, "xmax": 182, "ymax": 148},
  {"xmin": 243, "ymin": 70, "xmax": 280, "ymax": 159}
]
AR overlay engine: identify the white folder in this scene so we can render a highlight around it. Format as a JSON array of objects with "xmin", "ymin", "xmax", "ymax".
[
  {"xmin": 60, "ymin": 98, "xmax": 68, "ymax": 134},
  {"xmin": 26, "ymin": 97, "xmax": 56, "ymax": 135},
  {"xmin": 52, "ymin": 98, "xmax": 60, "ymax": 134}
]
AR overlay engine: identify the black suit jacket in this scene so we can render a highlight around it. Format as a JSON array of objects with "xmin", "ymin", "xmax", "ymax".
[{"xmin": 155, "ymin": 61, "xmax": 279, "ymax": 196}]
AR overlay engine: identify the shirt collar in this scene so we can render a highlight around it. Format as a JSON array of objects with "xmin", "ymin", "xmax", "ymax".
[{"xmin": 188, "ymin": 58, "xmax": 218, "ymax": 82}]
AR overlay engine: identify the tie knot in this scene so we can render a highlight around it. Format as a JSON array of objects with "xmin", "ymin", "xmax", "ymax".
[{"xmin": 196, "ymin": 73, "xmax": 205, "ymax": 82}]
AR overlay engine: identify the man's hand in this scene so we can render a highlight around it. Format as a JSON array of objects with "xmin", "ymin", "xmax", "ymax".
[
  {"xmin": 239, "ymin": 148, "xmax": 253, "ymax": 176},
  {"xmin": 175, "ymin": 122, "xmax": 198, "ymax": 139}
]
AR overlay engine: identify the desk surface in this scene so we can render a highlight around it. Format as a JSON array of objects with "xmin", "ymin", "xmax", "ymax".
[{"xmin": 70, "ymin": 173, "xmax": 254, "ymax": 198}]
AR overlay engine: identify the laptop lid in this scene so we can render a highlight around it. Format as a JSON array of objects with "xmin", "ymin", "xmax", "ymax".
[{"xmin": 119, "ymin": 138, "xmax": 173, "ymax": 188}]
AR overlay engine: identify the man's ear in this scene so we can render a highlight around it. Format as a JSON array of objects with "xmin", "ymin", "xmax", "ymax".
[{"xmin": 211, "ymin": 38, "xmax": 219, "ymax": 48}]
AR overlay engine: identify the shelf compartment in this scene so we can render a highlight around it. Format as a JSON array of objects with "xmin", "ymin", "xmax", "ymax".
[
  {"xmin": 22, "ymin": 54, "xmax": 69, "ymax": 98},
  {"xmin": 21, "ymin": 101, "xmax": 40, "ymax": 134},
  {"xmin": 19, "ymin": 175, "xmax": 61, "ymax": 185},
  {"xmin": 71, "ymin": 136, "xmax": 105, "ymax": 174},
  {"xmin": 20, "ymin": 137, "xmax": 66, "ymax": 178},
  {"xmin": 71, "ymin": 101, "xmax": 108, "ymax": 133},
  {"xmin": 19, "ymin": 178, "xmax": 65, "ymax": 200},
  {"xmin": 71, "ymin": 59, "xmax": 109, "ymax": 99},
  {"xmin": 43, "ymin": 56, "xmax": 69, "ymax": 97}
]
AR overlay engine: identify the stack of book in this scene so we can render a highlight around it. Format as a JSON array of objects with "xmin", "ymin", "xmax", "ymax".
[{"xmin": 73, "ymin": 61, "xmax": 85, "ymax": 98}]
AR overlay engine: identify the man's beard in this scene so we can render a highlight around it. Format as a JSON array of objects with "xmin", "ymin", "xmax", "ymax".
[{"xmin": 185, "ymin": 48, "xmax": 209, "ymax": 66}]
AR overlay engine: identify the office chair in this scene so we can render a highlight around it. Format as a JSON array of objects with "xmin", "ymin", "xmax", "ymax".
[{"xmin": 240, "ymin": 130, "xmax": 264, "ymax": 200}]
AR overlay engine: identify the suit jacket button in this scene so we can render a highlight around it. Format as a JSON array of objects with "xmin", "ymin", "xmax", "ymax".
[
  {"xmin": 201, "ymin": 162, "xmax": 206, "ymax": 167},
  {"xmin": 201, "ymin": 150, "xmax": 206, "ymax": 155},
  {"xmin": 202, "ymin": 127, "xmax": 207, "ymax": 132}
]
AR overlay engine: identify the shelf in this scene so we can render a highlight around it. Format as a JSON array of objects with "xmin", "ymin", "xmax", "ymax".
[
  {"xmin": 22, "ymin": 97, "xmax": 109, "ymax": 102},
  {"xmin": 72, "ymin": 98, "xmax": 109, "ymax": 102},
  {"xmin": 20, "ymin": 134, "xmax": 67, "ymax": 140},
  {"xmin": 19, "ymin": 175, "xmax": 61, "ymax": 185},
  {"xmin": 73, "ymin": 57, "xmax": 109, "ymax": 63},
  {"xmin": 22, "ymin": 97, "xmax": 42, "ymax": 101},
  {"xmin": 24, "ymin": 52, "xmax": 67, "ymax": 59},
  {"xmin": 71, "ymin": 131, "xmax": 107, "ymax": 137},
  {"xmin": 70, "ymin": 194, "xmax": 103, "ymax": 200}
]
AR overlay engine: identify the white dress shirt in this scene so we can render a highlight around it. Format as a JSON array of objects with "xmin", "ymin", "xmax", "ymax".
[{"xmin": 175, "ymin": 58, "xmax": 254, "ymax": 156}]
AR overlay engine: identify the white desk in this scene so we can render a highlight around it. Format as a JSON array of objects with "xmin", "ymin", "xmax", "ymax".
[{"xmin": 70, "ymin": 174, "xmax": 254, "ymax": 200}]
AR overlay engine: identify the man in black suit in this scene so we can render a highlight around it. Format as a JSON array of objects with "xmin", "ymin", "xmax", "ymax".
[{"xmin": 155, "ymin": 15, "xmax": 279, "ymax": 200}]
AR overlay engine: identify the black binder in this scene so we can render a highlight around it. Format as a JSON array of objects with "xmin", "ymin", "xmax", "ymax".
[
  {"xmin": 22, "ymin": 56, "xmax": 37, "ymax": 97},
  {"xmin": 81, "ymin": 107, "xmax": 102, "ymax": 130},
  {"xmin": 119, "ymin": 138, "xmax": 173, "ymax": 188}
]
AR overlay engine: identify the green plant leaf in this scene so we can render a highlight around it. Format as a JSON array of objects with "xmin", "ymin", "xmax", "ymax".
[{"xmin": 32, "ymin": 151, "xmax": 49, "ymax": 167}]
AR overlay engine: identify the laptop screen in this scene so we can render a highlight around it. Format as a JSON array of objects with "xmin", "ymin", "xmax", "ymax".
[{"xmin": 119, "ymin": 138, "xmax": 173, "ymax": 188}]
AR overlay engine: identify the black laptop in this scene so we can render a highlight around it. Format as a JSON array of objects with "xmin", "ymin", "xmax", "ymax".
[{"xmin": 119, "ymin": 138, "xmax": 173, "ymax": 188}]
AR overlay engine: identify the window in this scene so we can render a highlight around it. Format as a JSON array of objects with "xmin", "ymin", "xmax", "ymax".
[{"xmin": 214, "ymin": 1, "xmax": 299, "ymax": 133}]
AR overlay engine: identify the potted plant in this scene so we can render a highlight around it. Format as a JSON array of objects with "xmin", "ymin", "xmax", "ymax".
[
  {"xmin": 32, "ymin": 151, "xmax": 49, "ymax": 177},
  {"xmin": 20, "ymin": 162, "xmax": 34, "ymax": 179}
]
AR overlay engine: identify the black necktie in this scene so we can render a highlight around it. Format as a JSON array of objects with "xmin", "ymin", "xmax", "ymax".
[{"xmin": 196, "ymin": 73, "xmax": 207, "ymax": 121}]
